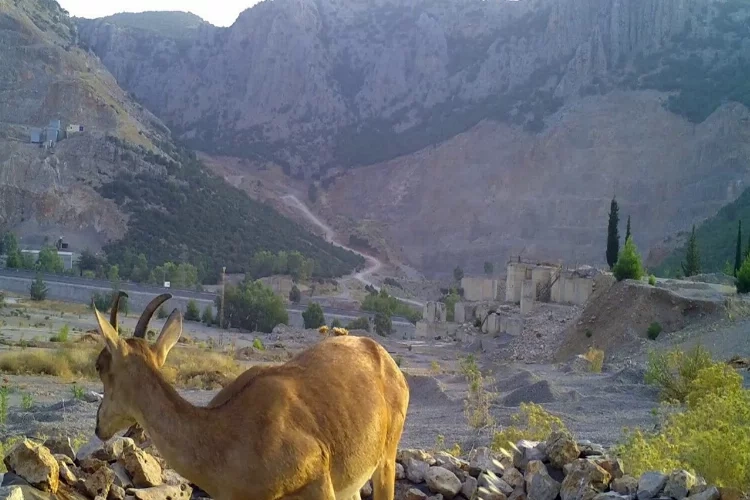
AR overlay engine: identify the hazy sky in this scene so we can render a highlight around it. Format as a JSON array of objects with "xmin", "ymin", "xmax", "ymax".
[{"xmin": 58, "ymin": 0, "xmax": 261, "ymax": 27}]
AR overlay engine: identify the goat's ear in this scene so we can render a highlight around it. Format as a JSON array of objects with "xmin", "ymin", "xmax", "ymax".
[
  {"xmin": 152, "ymin": 308, "xmax": 182, "ymax": 367},
  {"xmin": 94, "ymin": 307, "xmax": 122, "ymax": 356}
]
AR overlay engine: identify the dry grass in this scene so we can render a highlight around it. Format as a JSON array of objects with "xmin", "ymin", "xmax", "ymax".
[
  {"xmin": 582, "ymin": 347, "xmax": 605, "ymax": 373},
  {"xmin": 19, "ymin": 300, "xmax": 90, "ymax": 315},
  {"xmin": 0, "ymin": 344, "xmax": 242, "ymax": 389}
]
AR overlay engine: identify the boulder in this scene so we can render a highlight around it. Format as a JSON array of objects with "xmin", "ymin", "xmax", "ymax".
[
  {"xmin": 119, "ymin": 448, "xmax": 162, "ymax": 488},
  {"xmin": 636, "ymin": 472, "xmax": 667, "ymax": 500},
  {"xmin": 2, "ymin": 441, "xmax": 58, "ymax": 494},
  {"xmin": 525, "ymin": 460, "xmax": 560, "ymax": 500},
  {"xmin": 560, "ymin": 459, "xmax": 611, "ymax": 500},
  {"xmin": 424, "ymin": 467, "xmax": 462, "ymax": 499},
  {"xmin": 546, "ymin": 431, "xmax": 580, "ymax": 469},
  {"xmin": 662, "ymin": 470, "xmax": 696, "ymax": 499}
]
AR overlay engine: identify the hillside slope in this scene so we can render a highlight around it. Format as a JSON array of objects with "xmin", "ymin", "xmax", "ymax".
[
  {"xmin": 0, "ymin": 0, "xmax": 364, "ymax": 282},
  {"xmin": 75, "ymin": 0, "xmax": 750, "ymax": 275}
]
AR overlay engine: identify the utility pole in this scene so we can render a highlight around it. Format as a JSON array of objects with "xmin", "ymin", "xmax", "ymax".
[{"xmin": 220, "ymin": 266, "xmax": 226, "ymax": 329}]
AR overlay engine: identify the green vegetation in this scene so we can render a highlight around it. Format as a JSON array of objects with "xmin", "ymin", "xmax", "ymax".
[
  {"xmin": 440, "ymin": 289, "xmax": 461, "ymax": 322},
  {"xmin": 201, "ymin": 305, "xmax": 214, "ymax": 325},
  {"xmin": 616, "ymin": 346, "xmax": 750, "ymax": 490},
  {"xmin": 361, "ymin": 288, "xmax": 421, "ymax": 324},
  {"xmin": 217, "ymin": 279, "xmax": 289, "ymax": 333},
  {"xmin": 185, "ymin": 300, "xmax": 201, "ymax": 322},
  {"xmin": 99, "ymin": 11, "xmax": 206, "ymax": 40},
  {"xmin": 606, "ymin": 197, "xmax": 620, "ymax": 270},
  {"xmin": 288, "ymin": 285, "xmax": 301, "ymax": 304},
  {"xmin": 681, "ymin": 225, "xmax": 701, "ymax": 277},
  {"xmin": 29, "ymin": 275, "xmax": 47, "ymax": 301},
  {"xmin": 302, "ymin": 302, "xmax": 325, "ymax": 329},
  {"xmin": 647, "ymin": 322, "xmax": 663, "ymax": 341},
  {"xmin": 98, "ymin": 137, "xmax": 364, "ymax": 284},
  {"xmin": 50, "ymin": 324, "xmax": 70, "ymax": 343},
  {"xmin": 648, "ymin": 274, "xmax": 657, "ymax": 286},
  {"xmin": 736, "ymin": 221, "xmax": 743, "ymax": 276},
  {"xmin": 374, "ymin": 312, "xmax": 392, "ymax": 337},
  {"xmin": 625, "ymin": 215, "xmax": 632, "ymax": 243},
  {"xmin": 330, "ymin": 318, "xmax": 342, "ymax": 329},
  {"xmin": 453, "ymin": 266, "xmax": 464, "ymax": 283},
  {"xmin": 491, "ymin": 402, "xmax": 567, "ymax": 452},
  {"xmin": 247, "ymin": 250, "xmax": 314, "ymax": 282},
  {"xmin": 346, "ymin": 316, "xmax": 370, "ymax": 332},
  {"xmin": 613, "ymin": 236, "xmax": 644, "ymax": 281},
  {"xmin": 460, "ymin": 354, "xmax": 493, "ymax": 429},
  {"xmin": 736, "ymin": 256, "xmax": 750, "ymax": 294}
]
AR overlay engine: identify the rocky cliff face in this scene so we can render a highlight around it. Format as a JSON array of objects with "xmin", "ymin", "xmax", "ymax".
[{"xmin": 75, "ymin": 0, "xmax": 750, "ymax": 275}]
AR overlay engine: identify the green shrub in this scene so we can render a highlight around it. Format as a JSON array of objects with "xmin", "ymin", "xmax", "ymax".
[
  {"xmin": 648, "ymin": 274, "xmax": 657, "ymax": 286},
  {"xmin": 185, "ymin": 300, "xmax": 201, "ymax": 322},
  {"xmin": 50, "ymin": 324, "xmax": 70, "ymax": 343},
  {"xmin": 201, "ymin": 305, "xmax": 214, "ymax": 325},
  {"xmin": 737, "ymin": 255, "xmax": 750, "ymax": 294},
  {"xmin": 346, "ymin": 316, "xmax": 370, "ymax": 332},
  {"xmin": 302, "ymin": 302, "xmax": 325, "ymax": 329},
  {"xmin": 615, "ymin": 360, "xmax": 750, "ymax": 490},
  {"xmin": 613, "ymin": 236, "xmax": 644, "ymax": 281},
  {"xmin": 157, "ymin": 306, "xmax": 169, "ymax": 319},
  {"xmin": 492, "ymin": 403, "xmax": 567, "ymax": 452},
  {"xmin": 644, "ymin": 345, "xmax": 714, "ymax": 403},
  {"xmin": 288, "ymin": 285, "xmax": 301, "ymax": 304},
  {"xmin": 374, "ymin": 312, "xmax": 392, "ymax": 336},
  {"xmin": 252, "ymin": 337, "xmax": 265, "ymax": 351},
  {"xmin": 29, "ymin": 275, "xmax": 48, "ymax": 301},
  {"xmin": 330, "ymin": 318, "xmax": 342, "ymax": 329},
  {"xmin": 647, "ymin": 322, "xmax": 663, "ymax": 340}
]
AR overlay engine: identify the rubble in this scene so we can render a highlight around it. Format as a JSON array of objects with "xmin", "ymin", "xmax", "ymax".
[{"xmin": 0, "ymin": 432, "xmax": 730, "ymax": 500}]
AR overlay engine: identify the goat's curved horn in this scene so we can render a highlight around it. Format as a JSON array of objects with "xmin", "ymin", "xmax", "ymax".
[
  {"xmin": 109, "ymin": 291, "xmax": 129, "ymax": 329},
  {"xmin": 133, "ymin": 293, "xmax": 173, "ymax": 339}
]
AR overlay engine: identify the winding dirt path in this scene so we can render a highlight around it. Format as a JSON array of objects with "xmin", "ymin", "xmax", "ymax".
[{"xmin": 281, "ymin": 194, "xmax": 424, "ymax": 307}]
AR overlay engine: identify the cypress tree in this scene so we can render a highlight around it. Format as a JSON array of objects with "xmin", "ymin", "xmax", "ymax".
[
  {"xmin": 606, "ymin": 197, "xmax": 620, "ymax": 270},
  {"xmin": 681, "ymin": 225, "xmax": 701, "ymax": 277},
  {"xmin": 625, "ymin": 215, "xmax": 631, "ymax": 243},
  {"xmin": 735, "ymin": 220, "xmax": 743, "ymax": 276}
]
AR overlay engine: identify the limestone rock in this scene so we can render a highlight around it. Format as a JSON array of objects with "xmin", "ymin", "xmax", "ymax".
[
  {"xmin": 546, "ymin": 431, "xmax": 580, "ymax": 469},
  {"xmin": 514, "ymin": 441, "xmax": 547, "ymax": 470},
  {"xmin": 405, "ymin": 488, "xmax": 428, "ymax": 500},
  {"xmin": 109, "ymin": 484, "xmax": 126, "ymax": 500},
  {"xmin": 110, "ymin": 463, "xmax": 133, "ymax": 490},
  {"xmin": 161, "ymin": 469, "xmax": 189, "ymax": 487},
  {"xmin": 577, "ymin": 441, "xmax": 606, "ymax": 457},
  {"xmin": 405, "ymin": 458, "xmax": 431, "ymax": 484},
  {"xmin": 636, "ymin": 472, "xmax": 667, "ymax": 500},
  {"xmin": 560, "ymin": 459, "xmax": 611, "ymax": 500},
  {"xmin": 594, "ymin": 457, "xmax": 624, "ymax": 480},
  {"xmin": 525, "ymin": 460, "xmax": 561, "ymax": 500},
  {"xmin": 128, "ymin": 483, "xmax": 192, "ymax": 500},
  {"xmin": 396, "ymin": 463, "xmax": 406, "ymax": 480},
  {"xmin": 461, "ymin": 476, "xmax": 478, "ymax": 500},
  {"xmin": 503, "ymin": 467, "xmax": 525, "ymax": 489},
  {"xmin": 509, "ymin": 487, "xmax": 527, "ymax": 500},
  {"xmin": 611, "ymin": 476, "xmax": 638, "ymax": 496},
  {"xmin": 103, "ymin": 438, "xmax": 136, "ymax": 463},
  {"xmin": 3, "ymin": 440, "xmax": 59, "ymax": 494},
  {"xmin": 469, "ymin": 447, "xmax": 507, "ymax": 476},
  {"xmin": 79, "ymin": 458, "xmax": 108, "ymax": 474},
  {"xmin": 662, "ymin": 470, "xmax": 696, "ymax": 499},
  {"xmin": 689, "ymin": 486, "xmax": 720, "ymax": 500},
  {"xmin": 76, "ymin": 437, "xmax": 105, "ymax": 462},
  {"xmin": 56, "ymin": 461, "xmax": 77, "ymax": 486},
  {"xmin": 592, "ymin": 493, "xmax": 630, "ymax": 500},
  {"xmin": 360, "ymin": 480, "xmax": 373, "ymax": 497},
  {"xmin": 0, "ymin": 485, "xmax": 56, "ymax": 500},
  {"xmin": 425, "ymin": 467, "xmax": 461, "ymax": 499},
  {"xmin": 120, "ymin": 448, "xmax": 162, "ymax": 488},
  {"xmin": 479, "ymin": 472, "xmax": 514, "ymax": 496},
  {"xmin": 41, "ymin": 438, "xmax": 75, "ymax": 462},
  {"xmin": 433, "ymin": 452, "xmax": 467, "ymax": 479},
  {"xmin": 399, "ymin": 450, "xmax": 436, "ymax": 466},
  {"xmin": 84, "ymin": 467, "xmax": 115, "ymax": 499}
]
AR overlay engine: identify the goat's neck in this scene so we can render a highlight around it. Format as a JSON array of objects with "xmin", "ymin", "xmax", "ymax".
[{"xmin": 127, "ymin": 366, "xmax": 214, "ymax": 477}]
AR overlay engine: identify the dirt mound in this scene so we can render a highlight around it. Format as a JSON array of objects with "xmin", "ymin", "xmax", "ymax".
[
  {"xmin": 553, "ymin": 279, "xmax": 723, "ymax": 362},
  {"xmin": 607, "ymin": 366, "xmax": 647, "ymax": 385},
  {"xmin": 405, "ymin": 374, "xmax": 455, "ymax": 406},
  {"xmin": 493, "ymin": 369, "xmax": 542, "ymax": 393},
  {"xmin": 501, "ymin": 380, "xmax": 560, "ymax": 407}
]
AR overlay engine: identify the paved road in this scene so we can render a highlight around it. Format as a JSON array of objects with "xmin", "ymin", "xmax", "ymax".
[{"xmin": 0, "ymin": 268, "xmax": 414, "ymax": 326}]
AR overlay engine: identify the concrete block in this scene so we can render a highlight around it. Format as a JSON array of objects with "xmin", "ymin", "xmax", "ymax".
[
  {"xmin": 521, "ymin": 279, "xmax": 535, "ymax": 315},
  {"xmin": 503, "ymin": 316, "xmax": 523, "ymax": 336},
  {"xmin": 461, "ymin": 276, "xmax": 499, "ymax": 302},
  {"xmin": 485, "ymin": 313, "xmax": 500, "ymax": 335},
  {"xmin": 422, "ymin": 301, "xmax": 447, "ymax": 323},
  {"xmin": 416, "ymin": 320, "xmax": 428, "ymax": 339},
  {"xmin": 454, "ymin": 302, "xmax": 466, "ymax": 324},
  {"xmin": 505, "ymin": 263, "xmax": 526, "ymax": 303}
]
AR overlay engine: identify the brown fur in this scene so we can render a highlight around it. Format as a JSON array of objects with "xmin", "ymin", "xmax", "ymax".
[{"xmin": 92, "ymin": 307, "xmax": 409, "ymax": 500}]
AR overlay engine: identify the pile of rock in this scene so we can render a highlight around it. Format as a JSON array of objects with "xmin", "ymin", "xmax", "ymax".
[{"xmin": 0, "ymin": 430, "xmax": 728, "ymax": 500}]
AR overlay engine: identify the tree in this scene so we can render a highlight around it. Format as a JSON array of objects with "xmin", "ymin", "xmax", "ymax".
[
  {"xmin": 289, "ymin": 285, "xmax": 301, "ymax": 304},
  {"xmin": 346, "ymin": 317, "xmax": 370, "ymax": 332},
  {"xmin": 374, "ymin": 312, "xmax": 392, "ymax": 336},
  {"xmin": 681, "ymin": 225, "xmax": 701, "ymax": 277},
  {"xmin": 185, "ymin": 300, "xmax": 201, "ymax": 322},
  {"xmin": 483, "ymin": 262, "xmax": 494, "ymax": 275},
  {"xmin": 30, "ymin": 274, "xmax": 48, "ymax": 301},
  {"xmin": 201, "ymin": 304, "xmax": 214, "ymax": 325},
  {"xmin": 453, "ymin": 266, "xmax": 464, "ymax": 283},
  {"xmin": 613, "ymin": 236, "xmax": 644, "ymax": 282},
  {"xmin": 737, "ymin": 255, "xmax": 750, "ymax": 294},
  {"xmin": 330, "ymin": 318, "xmax": 343, "ymax": 328},
  {"xmin": 441, "ymin": 289, "xmax": 461, "ymax": 322},
  {"xmin": 606, "ymin": 197, "xmax": 620, "ymax": 270},
  {"xmin": 37, "ymin": 246, "xmax": 64, "ymax": 273},
  {"xmin": 217, "ymin": 280, "xmax": 289, "ymax": 333},
  {"xmin": 735, "ymin": 220, "xmax": 743, "ymax": 276},
  {"xmin": 625, "ymin": 215, "xmax": 632, "ymax": 243},
  {"xmin": 302, "ymin": 302, "xmax": 325, "ymax": 329},
  {"xmin": 77, "ymin": 249, "xmax": 102, "ymax": 277}
]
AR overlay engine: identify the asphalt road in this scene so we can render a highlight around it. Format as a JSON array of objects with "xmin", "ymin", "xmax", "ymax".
[{"xmin": 0, "ymin": 268, "xmax": 415, "ymax": 326}]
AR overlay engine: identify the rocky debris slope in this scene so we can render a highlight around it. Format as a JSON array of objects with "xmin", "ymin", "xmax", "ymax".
[{"xmin": 0, "ymin": 429, "xmax": 728, "ymax": 500}]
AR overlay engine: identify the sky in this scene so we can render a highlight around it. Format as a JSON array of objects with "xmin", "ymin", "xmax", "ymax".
[{"xmin": 57, "ymin": 0, "xmax": 261, "ymax": 27}]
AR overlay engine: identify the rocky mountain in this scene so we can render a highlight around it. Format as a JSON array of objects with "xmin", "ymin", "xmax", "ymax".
[
  {"xmin": 0, "ymin": 0, "xmax": 364, "ymax": 282},
  {"xmin": 75, "ymin": 0, "xmax": 750, "ymax": 276}
]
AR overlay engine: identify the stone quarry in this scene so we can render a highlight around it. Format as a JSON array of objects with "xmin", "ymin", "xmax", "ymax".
[{"xmin": 412, "ymin": 260, "xmax": 604, "ymax": 345}]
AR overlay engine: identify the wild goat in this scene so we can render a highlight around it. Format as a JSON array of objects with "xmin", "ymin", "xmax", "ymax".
[{"xmin": 92, "ymin": 294, "xmax": 409, "ymax": 500}]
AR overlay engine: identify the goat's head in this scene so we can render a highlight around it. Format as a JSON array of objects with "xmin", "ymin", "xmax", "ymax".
[{"xmin": 93, "ymin": 293, "xmax": 181, "ymax": 440}]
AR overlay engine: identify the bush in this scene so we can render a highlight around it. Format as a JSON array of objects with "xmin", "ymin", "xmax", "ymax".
[
  {"xmin": 218, "ymin": 280, "xmax": 289, "ymax": 333},
  {"xmin": 613, "ymin": 236, "xmax": 644, "ymax": 281},
  {"xmin": 302, "ymin": 302, "xmax": 325, "ymax": 329},
  {"xmin": 615, "ymin": 360, "xmax": 750, "ymax": 490},
  {"xmin": 361, "ymin": 289, "xmax": 421, "ymax": 324},
  {"xmin": 346, "ymin": 316, "xmax": 370, "ymax": 332},
  {"xmin": 29, "ymin": 275, "xmax": 48, "ymax": 301},
  {"xmin": 648, "ymin": 274, "xmax": 657, "ymax": 286},
  {"xmin": 201, "ymin": 305, "xmax": 214, "ymax": 325},
  {"xmin": 50, "ymin": 324, "xmax": 70, "ymax": 343},
  {"xmin": 647, "ymin": 321, "xmax": 663, "ymax": 340},
  {"xmin": 644, "ymin": 345, "xmax": 714, "ymax": 403},
  {"xmin": 330, "ymin": 318, "xmax": 342, "ymax": 329},
  {"xmin": 185, "ymin": 300, "xmax": 201, "ymax": 322},
  {"xmin": 374, "ymin": 312, "xmax": 392, "ymax": 336},
  {"xmin": 582, "ymin": 347, "xmax": 604, "ymax": 373},
  {"xmin": 492, "ymin": 403, "xmax": 567, "ymax": 452}
]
